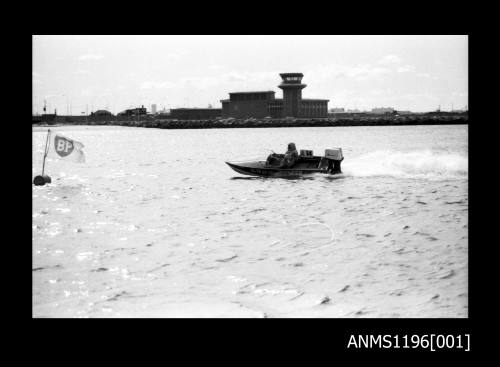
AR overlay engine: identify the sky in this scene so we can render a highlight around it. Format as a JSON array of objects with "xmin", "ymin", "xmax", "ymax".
[{"xmin": 32, "ymin": 35, "xmax": 468, "ymax": 114}]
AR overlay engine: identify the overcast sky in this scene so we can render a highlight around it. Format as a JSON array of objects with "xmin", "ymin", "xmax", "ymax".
[{"xmin": 33, "ymin": 35, "xmax": 468, "ymax": 114}]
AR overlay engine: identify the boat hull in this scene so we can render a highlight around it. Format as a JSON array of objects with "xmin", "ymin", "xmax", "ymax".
[{"xmin": 225, "ymin": 160, "xmax": 335, "ymax": 178}]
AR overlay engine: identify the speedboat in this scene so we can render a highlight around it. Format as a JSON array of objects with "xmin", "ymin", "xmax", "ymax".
[{"xmin": 226, "ymin": 148, "xmax": 344, "ymax": 178}]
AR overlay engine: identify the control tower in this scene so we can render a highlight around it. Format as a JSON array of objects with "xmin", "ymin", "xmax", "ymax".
[{"xmin": 278, "ymin": 73, "xmax": 306, "ymax": 117}]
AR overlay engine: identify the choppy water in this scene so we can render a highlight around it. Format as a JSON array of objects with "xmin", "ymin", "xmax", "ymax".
[{"xmin": 32, "ymin": 125, "xmax": 468, "ymax": 318}]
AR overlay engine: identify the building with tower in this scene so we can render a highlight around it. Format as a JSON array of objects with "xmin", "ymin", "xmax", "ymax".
[
  {"xmin": 220, "ymin": 72, "xmax": 329, "ymax": 119},
  {"xmin": 279, "ymin": 73, "xmax": 306, "ymax": 117}
]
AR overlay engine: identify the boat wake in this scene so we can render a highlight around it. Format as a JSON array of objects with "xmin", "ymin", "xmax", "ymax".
[{"xmin": 343, "ymin": 150, "xmax": 468, "ymax": 180}]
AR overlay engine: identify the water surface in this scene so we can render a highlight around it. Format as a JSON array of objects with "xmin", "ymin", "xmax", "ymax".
[{"xmin": 32, "ymin": 125, "xmax": 468, "ymax": 317}]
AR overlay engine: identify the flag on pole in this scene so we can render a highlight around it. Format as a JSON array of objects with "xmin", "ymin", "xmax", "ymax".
[{"xmin": 48, "ymin": 133, "xmax": 86, "ymax": 163}]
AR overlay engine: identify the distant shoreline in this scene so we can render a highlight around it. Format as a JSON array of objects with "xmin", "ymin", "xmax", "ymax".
[{"xmin": 33, "ymin": 114, "xmax": 468, "ymax": 130}]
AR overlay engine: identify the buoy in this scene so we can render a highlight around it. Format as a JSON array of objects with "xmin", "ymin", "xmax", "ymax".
[
  {"xmin": 34, "ymin": 129, "xmax": 52, "ymax": 186},
  {"xmin": 33, "ymin": 175, "xmax": 51, "ymax": 186}
]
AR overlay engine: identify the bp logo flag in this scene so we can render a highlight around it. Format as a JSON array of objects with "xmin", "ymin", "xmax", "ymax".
[{"xmin": 49, "ymin": 133, "xmax": 86, "ymax": 163}]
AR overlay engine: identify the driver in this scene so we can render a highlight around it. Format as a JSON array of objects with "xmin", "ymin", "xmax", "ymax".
[{"xmin": 280, "ymin": 142, "xmax": 298, "ymax": 168}]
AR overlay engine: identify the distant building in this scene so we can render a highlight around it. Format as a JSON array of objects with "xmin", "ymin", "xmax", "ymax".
[
  {"xmin": 371, "ymin": 107, "xmax": 395, "ymax": 114},
  {"xmin": 40, "ymin": 114, "xmax": 56, "ymax": 123},
  {"xmin": 330, "ymin": 107, "xmax": 345, "ymax": 113},
  {"xmin": 221, "ymin": 91, "xmax": 276, "ymax": 119},
  {"xmin": 220, "ymin": 73, "xmax": 329, "ymax": 119},
  {"xmin": 91, "ymin": 109, "xmax": 113, "ymax": 116},
  {"xmin": 118, "ymin": 105, "xmax": 147, "ymax": 116},
  {"xmin": 169, "ymin": 108, "xmax": 222, "ymax": 120},
  {"xmin": 151, "ymin": 104, "xmax": 157, "ymax": 114}
]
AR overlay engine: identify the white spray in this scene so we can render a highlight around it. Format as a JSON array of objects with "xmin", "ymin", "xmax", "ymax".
[{"xmin": 343, "ymin": 150, "xmax": 468, "ymax": 179}]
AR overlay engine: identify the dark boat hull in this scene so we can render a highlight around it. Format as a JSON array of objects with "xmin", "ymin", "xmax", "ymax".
[{"xmin": 225, "ymin": 159, "xmax": 340, "ymax": 178}]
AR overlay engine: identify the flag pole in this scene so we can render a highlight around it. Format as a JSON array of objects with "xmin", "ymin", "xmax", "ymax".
[{"xmin": 41, "ymin": 128, "xmax": 51, "ymax": 176}]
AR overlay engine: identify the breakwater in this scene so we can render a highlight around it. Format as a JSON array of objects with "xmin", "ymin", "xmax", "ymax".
[{"xmin": 34, "ymin": 113, "xmax": 468, "ymax": 129}]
